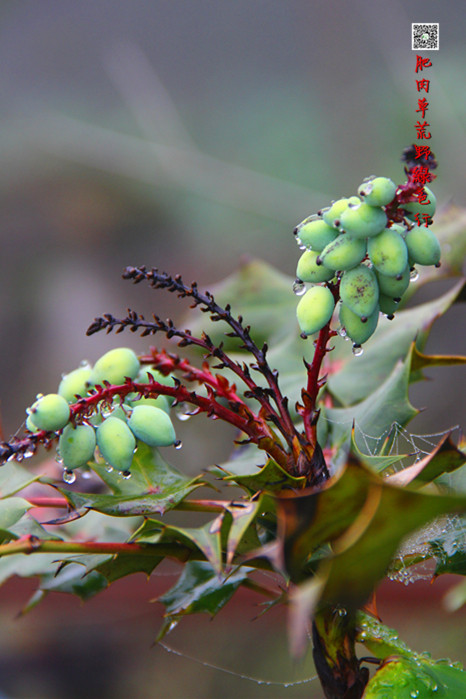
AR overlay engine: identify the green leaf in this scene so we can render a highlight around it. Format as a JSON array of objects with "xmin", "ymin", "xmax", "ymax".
[
  {"xmin": 318, "ymin": 473, "xmax": 466, "ymax": 611},
  {"xmin": 358, "ymin": 611, "xmax": 466, "ymax": 696},
  {"xmin": 327, "ymin": 280, "xmax": 464, "ymax": 406},
  {"xmin": 276, "ymin": 458, "xmax": 373, "ymax": 582},
  {"xmin": 38, "ymin": 563, "xmax": 108, "ymax": 600},
  {"xmin": 135, "ymin": 518, "xmax": 223, "ymax": 573},
  {"xmin": 220, "ymin": 457, "xmax": 306, "ymax": 493},
  {"xmin": 156, "ymin": 561, "xmax": 251, "ymax": 639},
  {"xmin": 222, "ymin": 498, "xmax": 265, "ymax": 565},
  {"xmin": 385, "ymin": 433, "xmax": 466, "ymax": 486},
  {"xmin": 327, "ymin": 354, "xmax": 418, "ymax": 461},
  {"xmin": 0, "ymin": 462, "xmax": 40, "ymax": 497},
  {"xmin": 411, "ymin": 344, "xmax": 466, "ymax": 374},
  {"xmin": 59, "ymin": 445, "xmax": 205, "ymax": 517},
  {"xmin": 429, "ymin": 515, "xmax": 466, "ymax": 576},
  {"xmin": 350, "ymin": 430, "xmax": 408, "ymax": 473},
  {"xmin": 363, "ymin": 655, "xmax": 466, "ymax": 698}
]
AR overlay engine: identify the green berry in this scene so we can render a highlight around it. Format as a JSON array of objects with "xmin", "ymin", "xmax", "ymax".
[
  {"xmin": 296, "ymin": 250, "xmax": 335, "ymax": 283},
  {"xmin": 127, "ymin": 405, "xmax": 177, "ymax": 447},
  {"xmin": 126, "ymin": 394, "xmax": 170, "ymax": 413},
  {"xmin": 367, "ymin": 228, "xmax": 408, "ymax": 277},
  {"xmin": 322, "ymin": 197, "xmax": 360, "ymax": 228},
  {"xmin": 402, "ymin": 186, "xmax": 436, "ymax": 224},
  {"xmin": 338, "ymin": 202, "xmax": 387, "ymax": 239},
  {"xmin": 340, "ymin": 265, "xmax": 379, "ymax": 318},
  {"xmin": 375, "ymin": 265, "xmax": 410, "ymax": 298},
  {"xmin": 358, "ymin": 176, "xmax": 397, "ymax": 207},
  {"xmin": 59, "ymin": 423, "xmax": 96, "ymax": 470},
  {"xmin": 294, "ymin": 217, "xmax": 338, "ymax": 251},
  {"xmin": 28, "ymin": 393, "xmax": 71, "ymax": 432},
  {"xmin": 25, "ymin": 415, "xmax": 40, "ymax": 433},
  {"xmin": 318, "ymin": 234, "xmax": 367, "ymax": 271},
  {"xmin": 405, "ymin": 227, "xmax": 441, "ymax": 266},
  {"xmin": 58, "ymin": 363, "xmax": 92, "ymax": 403},
  {"xmin": 379, "ymin": 294, "xmax": 400, "ymax": 318},
  {"xmin": 339, "ymin": 303, "xmax": 379, "ymax": 345},
  {"xmin": 96, "ymin": 417, "xmax": 136, "ymax": 472},
  {"xmin": 296, "ymin": 285, "xmax": 335, "ymax": 336},
  {"xmin": 89, "ymin": 348, "xmax": 140, "ymax": 386}
]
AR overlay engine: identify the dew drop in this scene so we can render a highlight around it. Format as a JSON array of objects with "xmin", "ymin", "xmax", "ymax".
[
  {"xmin": 55, "ymin": 456, "xmax": 64, "ymax": 466},
  {"xmin": 24, "ymin": 446, "xmax": 35, "ymax": 459},
  {"xmin": 175, "ymin": 403, "xmax": 192, "ymax": 421},
  {"xmin": 410, "ymin": 268, "xmax": 419, "ymax": 282},
  {"xmin": 105, "ymin": 464, "xmax": 114, "ymax": 473},
  {"xmin": 293, "ymin": 279, "xmax": 306, "ymax": 296},
  {"xmin": 298, "ymin": 244, "xmax": 307, "ymax": 251},
  {"xmin": 338, "ymin": 326, "xmax": 347, "ymax": 338},
  {"xmin": 81, "ymin": 469, "xmax": 92, "ymax": 480},
  {"xmin": 121, "ymin": 470, "xmax": 132, "ymax": 480},
  {"xmin": 63, "ymin": 469, "xmax": 76, "ymax": 484},
  {"xmin": 174, "ymin": 440, "xmax": 183, "ymax": 450},
  {"xmin": 352, "ymin": 345, "xmax": 364, "ymax": 357},
  {"xmin": 15, "ymin": 453, "xmax": 24, "ymax": 462},
  {"xmin": 410, "ymin": 690, "xmax": 419, "ymax": 698},
  {"xmin": 35, "ymin": 393, "xmax": 44, "ymax": 401}
]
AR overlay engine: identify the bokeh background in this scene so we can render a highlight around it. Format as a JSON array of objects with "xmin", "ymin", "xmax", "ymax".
[{"xmin": 0, "ymin": 1, "xmax": 465, "ymax": 697}]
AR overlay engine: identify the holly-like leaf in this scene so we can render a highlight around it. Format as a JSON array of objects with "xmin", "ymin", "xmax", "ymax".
[
  {"xmin": 318, "ymin": 474, "xmax": 466, "ymax": 611},
  {"xmin": 134, "ymin": 517, "xmax": 223, "ymax": 573},
  {"xmin": 327, "ymin": 354, "xmax": 418, "ymax": 462},
  {"xmin": 327, "ymin": 280, "xmax": 464, "ymax": 406},
  {"xmin": 386, "ymin": 433, "xmax": 466, "ymax": 486},
  {"xmin": 156, "ymin": 560, "xmax": 252, "ymax": 640},
  {"xmin": 429, "ymin": 515, "xmax": 466, "ymax": 577},
  {"xmin": 363, "ymin": 656, "xmax": 465, "ymax": 698},
  {"xmin": 59, "ymin": 444, "xmax": 205, "ymax": 517},
  {"xmin": 220, "ymin": 457, "xmax": 306, "ymax": 493}
]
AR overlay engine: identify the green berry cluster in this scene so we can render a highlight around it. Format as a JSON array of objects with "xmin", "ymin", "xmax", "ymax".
[
  {"xmin": 25, "ymin": 347, "xmax": 178, "ymax": 480},
  {"xmin": 294, "ymin": 176, "xmax": 441, "ymax": 350}
]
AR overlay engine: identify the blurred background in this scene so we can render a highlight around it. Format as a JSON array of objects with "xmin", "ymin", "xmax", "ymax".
[{"xmin": 0, "ymin": 1, "xmax": 465, "ymax": 697}]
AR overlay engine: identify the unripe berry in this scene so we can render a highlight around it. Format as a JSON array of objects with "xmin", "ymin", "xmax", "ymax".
[
  {"xmin": 358, "ymin": 176, "xmax": 397, "ymax": 207},
  {"xmin": 405, "ymin": 227, "xmax": 441, "ymax": 266},
  {"xmin": 340, "ymin": 265, "xmax": 379, "ymax": 318},
  {"xmin": 379, "ymin": 294, "xmax": 400, "ymax": 317},
  {"xmin": 28, "ymin": 394, "xmax": 71, "ymax": 432},
  {"xmin": 126, "ymin": 394, "xmax": 170, "ymax": 413},
  {"xmin": 402, "ymin": 186, "xmax": 436, "ymax": 224},
  {"xmin": 59, "ymin": 423, "xmax": 97, "ymax": 470},
  {"xmin": 318, "ymin": 234, "xmax": 367, "ymax": 271},
  {"xmin": 338, "ymin": 202, "xmax": 387, "ymax": 239},
  {"xmin": 339, "ymin": 303, "xmax": 379, "ymax": 345},
  {"xmin": 296, "ymin": 285, "xmax": 335, "ymax": 336},
  {"xmin": 127, "ymin": 405, "xmax": 177, "ymax": 447},
  {"xmin": 322, "ymin": 197, "xmax": 360, "ymax": 228},
  {"xmin": 367, "ymin": 228, "xmax": 408, "ymax": 277},
  {"xmin": 296, "ymin": 250, "xmax": 335, "ymax": 283},
  {"xmin": 58, "ymin": 363, "xmax": 93, "ymax": 402},
  {"xmin": 294, "ymin": 217, "xmax": 338, "ymax": 251},
  {"xmin": 375, "ymin": 265, "xmax": 410, "ymax": 298},
  {"xmin": 96, "ymin": 417, "xmax": 136, "ymax": 472},
  {"xmin": 89, "ymin": 348, "xmax": 140, "ymax": 386}
]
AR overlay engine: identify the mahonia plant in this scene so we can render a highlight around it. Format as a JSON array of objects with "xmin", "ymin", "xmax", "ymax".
[{"xmin": 1, "ymin": 147, "xmax": 466, "ymax": 699}]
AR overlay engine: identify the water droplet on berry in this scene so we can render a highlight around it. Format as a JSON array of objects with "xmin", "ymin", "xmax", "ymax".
[
  {"xmin": 121, "ymin": 470, "xmax": 132, "ymax": 480},
  {"xmin": 352, "ymin": 345, "xmax": 364, "ymax": 357},
  {"xmin": 105, "ymin": 464, "xmax": 114, "ymax": 473},
  {"xmin": 293, "ymin": 279, "xmax": 306, "ymax": 296},
  {"xmin": 338, "ymin": 326, "xmax": 347, "ymax": 338},
  {"xmin": 63, "ymin": 469, "xmax": 76, "ymax": 484},
  {"xmin": 174, "ymin": 440, "xmax": 183, "ymax": 450},
  {"xmin": 410, "ymin": 269, "xmax": 419, "ymax": 282},
  {"xmin": 35, "ymin": 393, "xmax": 44, "ymax": 401}
]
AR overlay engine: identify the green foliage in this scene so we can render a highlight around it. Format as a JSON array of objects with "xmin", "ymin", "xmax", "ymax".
[{"xmin": 0, "ymin": 176, "xmax": 464, "ymax": 697}]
